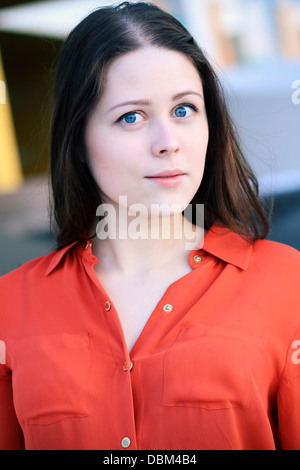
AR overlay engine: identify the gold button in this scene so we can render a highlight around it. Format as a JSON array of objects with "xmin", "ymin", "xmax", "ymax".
[
  {"xmin": 193, "ymin": 254, "xmax": 202, "ymax": 263},
  {"xmin": 104, "ymin": 301, "xmax": 111, "ymax": 311},
  {"xmin": 121, "ymin": 437, "xmax": 131, "ymax": 448},
  {"xmin": 163, "ymin": 304, "xmax": 173, "ymax": 313},
  {"xmin": 123, "ymin": 361, "xmax": 133, "ymax": 371}
]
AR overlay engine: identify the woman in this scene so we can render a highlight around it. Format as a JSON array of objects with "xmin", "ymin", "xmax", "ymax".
[{"xmin": 0, "ymin": 2, "xmax": 300, "ymax": 450}]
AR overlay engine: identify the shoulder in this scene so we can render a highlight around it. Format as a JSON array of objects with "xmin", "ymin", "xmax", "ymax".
[
  {"xmin": 248, "ymin": 238, "xmax": 300, "ymax": 296},
  {"xmin": 0, "ymin": 245, "xmax": 70, "ymax": 299},
  {"xmin": 0, "ymin": 252, "xmax": 57, "ymax": 337},
  {"xmin": 252, "ymin": 238, "xmax": 300, "ymax": 271},
  {"xmin": 0, "ymin": 251, "xmax": 54, "ymax": 288},
  {"xmin": 0, "ymin": 242, "xmax": 84, "ymax": 340},
  {"xmin": 203, "ymin": 225, "xmax": 300, "ymax": 274},
  {"xmin": 0, "ymin": 240, "xmax": 79, "ymax": 290}
]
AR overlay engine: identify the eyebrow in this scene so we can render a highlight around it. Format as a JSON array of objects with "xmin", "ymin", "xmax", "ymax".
[{"xmin": 108, "ymin": 90, "xmax": 203, "ymax": 112}]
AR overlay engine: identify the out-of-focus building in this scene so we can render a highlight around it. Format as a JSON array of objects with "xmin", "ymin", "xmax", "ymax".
[{"xmin": 173, "ymin": 0, "xmax": 300, "ymax": 196}]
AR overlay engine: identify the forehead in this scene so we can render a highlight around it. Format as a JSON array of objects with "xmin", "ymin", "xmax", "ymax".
[{"xmin": 101, "ymin": 46, "xmax": 203, "ymax": 101}]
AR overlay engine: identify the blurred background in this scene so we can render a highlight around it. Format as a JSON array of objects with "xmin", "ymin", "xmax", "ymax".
[{"xmin": 0, "ymin": 0, "xmax": 299, "ymax": 275}]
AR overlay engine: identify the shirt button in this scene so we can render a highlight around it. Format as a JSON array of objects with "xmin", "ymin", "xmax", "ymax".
[
  {"xmin": 163, "ymin": 304, "xmax": 173, "ymax": 313},
  {"xmin": 104, "ymin": 301, "xmax": 111, "ymax": 311},
  {"xmin": 123, "ymin": 361, "xmax": 133, "ymax": 371},
  {"xmin": 121, "ymin": 437, "xmax": 131, "ymax": 448},
  {"xmin": 193, "ymin": 254, "xmax": 202, "ymax": 263}
]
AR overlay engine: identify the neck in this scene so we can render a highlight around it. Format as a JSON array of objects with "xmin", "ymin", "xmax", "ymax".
[{"xmin": 92, "ymin": 208, "xmax": 204, "ymax": 277}]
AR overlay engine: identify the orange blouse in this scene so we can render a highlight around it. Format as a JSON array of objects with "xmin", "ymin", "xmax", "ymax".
[{"xmin": 1, "ymin": 225, "xmax": 300, "ymax": 450}]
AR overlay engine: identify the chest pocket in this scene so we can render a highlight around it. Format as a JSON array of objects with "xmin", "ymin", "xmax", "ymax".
[
  {"xmin": 7, "ymin": 333, "xmax": 91, "ymax": 425},
  {"xmin": 163, "ymin": 324, "xmax": 263, "ymax": 410}
]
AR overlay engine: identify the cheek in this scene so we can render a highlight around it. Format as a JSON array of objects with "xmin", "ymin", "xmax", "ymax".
[
  {"xmin": 187, "ymin": 128, "xmax": 208, "ymax": 166},
  {"xmin": 196, "ymin": 120, "xmax": 209, "ymax": 149},
  {"xmin": 86, "ymin": 126, "xmax": 136, "ymax": 167},
  {"xmin": 85, "ymin": 129, "xmax": 116, "ymax": 175},
  {"xmin": 85, "ymin": 133, "xmax": 139, "ymax": 196}
]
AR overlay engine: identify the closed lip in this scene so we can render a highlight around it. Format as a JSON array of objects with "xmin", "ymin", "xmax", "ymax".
[{"xmin": 145, "ymin": 169, "xmax": 186, "ymax": 178}]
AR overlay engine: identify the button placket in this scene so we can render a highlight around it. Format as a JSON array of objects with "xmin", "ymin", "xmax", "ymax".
[
  {"xmin": 90, "ymin": 273, "xmax": 136, "ymax": 450},
  {"xmin": 113, "ymin": 358, "xmax": 136, "ymax": 450}
]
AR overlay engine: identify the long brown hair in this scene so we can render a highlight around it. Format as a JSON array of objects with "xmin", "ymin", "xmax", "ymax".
[{"xmin": 50, "ymin": 1, "xmax": 270, "ymax": 249}]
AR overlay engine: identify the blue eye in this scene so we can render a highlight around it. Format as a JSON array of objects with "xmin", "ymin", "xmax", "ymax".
[
  {"xmin": 118, "ymin": 112, "xmax": 143, "ymax": 125},
  {"xmin": 124, "ymin": 112, "xmax": 137, "ymax": 123},
  {"xmin": 175, "ymin": 106, "xmax": 187, "ymax": 118},
  {"xmin": 174, "ymin": 104, "xmax": 197, "ymax": 119}
]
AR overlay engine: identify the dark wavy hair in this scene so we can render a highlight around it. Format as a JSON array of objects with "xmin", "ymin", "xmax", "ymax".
[{"xmin": 50, "ymin": 1, "xmax": 270, "ymax": 249}]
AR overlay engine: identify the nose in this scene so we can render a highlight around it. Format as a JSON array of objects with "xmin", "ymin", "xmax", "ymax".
[{"xmin": 151, "ymin": 121, "xmax": 180, "ymax": 157}]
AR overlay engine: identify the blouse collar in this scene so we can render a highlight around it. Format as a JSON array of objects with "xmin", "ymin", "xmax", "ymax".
[{"xmin": 45, "ymin": 225, "xmax": 254, "ymax": 276}]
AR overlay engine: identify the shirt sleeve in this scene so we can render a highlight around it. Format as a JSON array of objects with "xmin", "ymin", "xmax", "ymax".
[
  {"xmin": 0, "ymin": 364, "xmax": 25, "ymax": 449},
  {"xmin": 277, "ymin": 329, "xmax": 300, "ymax": 450}
]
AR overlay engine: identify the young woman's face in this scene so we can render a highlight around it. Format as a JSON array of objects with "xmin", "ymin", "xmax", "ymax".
[{"xmin": 85, "ymin": 46, "xmax": 209, "ymax": 214}]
